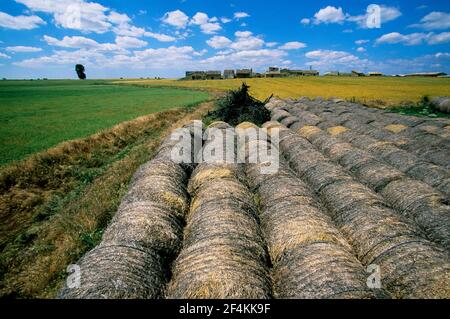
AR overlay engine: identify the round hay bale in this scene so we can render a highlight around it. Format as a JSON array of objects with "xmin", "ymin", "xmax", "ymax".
[
  {"xmin": 281, "ymin": 116, "xmax": 299, "ymax": 128},
  {"xmin": 277, "ymin": 131, "xmax": 450, "ymax": 298},
  {"xmin": 271, "ymin": 109, "xmax": 292, "ymax": 122},
  {"xmin": 262, "ymin": 121, "xmax": 284, "ymax": 130},
  {"xmin": 59, "ymin": 245, "xmax": 167, "ymax": 299},
  {"xmin": 122, "ymin": 175, "xmax": 189, "ymax": 213},
  {"xmin": 102, "ymin": 202, "xmax": 184, "ymax": 257},
  {"xmin": 328, "ymin": 126, "xmax": 349, "ymax": 136},
  {"xmin": 167, "ymin": 241, "xmax": 272, "ymax": 299},
  {"xmin": 431, "ymin": 97, "xmax": 450, "ymax": 114},
  {"xmin": 207, "ymin": 121, "xmax": 232, "ymax": 129},
  {"xmin": 380, "ymin": 179, "xmax": 450, "ymax": 248},
  {"xmin": 236, "ymin": 122, "xmax": 259, "ymax": 130},
  {"xmin": 273, "ymin": 244, "xmax": 382, "ymax": 299}
]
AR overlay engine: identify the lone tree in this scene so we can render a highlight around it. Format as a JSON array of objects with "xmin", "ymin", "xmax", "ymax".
[{"xmin": 75, "ymin": 64, "xmax": 86, "ymax": 80}]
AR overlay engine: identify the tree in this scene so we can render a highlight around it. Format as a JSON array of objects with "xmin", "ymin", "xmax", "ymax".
[{"xmin": 75, "ymin": 64, "xmax": 86, "ymax": 80}]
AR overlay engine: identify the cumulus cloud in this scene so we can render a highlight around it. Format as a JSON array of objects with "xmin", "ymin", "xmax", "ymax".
[
  {"xmin": 300, "ymin": 18, "xmax": 310, "ymax": 25},
  {"xmin": 189, "ymin": 12, "xmax": 222, "ymax": 34},
  {"xmin": 206, "ymin": 36, "xmax": 232, "ymax": 49},
  {"xmin": 6, "ymin": 46, "xmax": 42, "ymax": 52},
  {"xmin": 357, "ymin": 47, "xmax": 366, "ymax": 53},
  {"xmin": 313, "ymin": 6, "xmax": 345, "ymax": 24},
  {"xmin": 0, "ymin": 52, "xmax": 11, "ymax": 59},
  {"xmin": 355, "ymin": 39, "xmax": 370, "ymax": 45},
  {"xmin": 0, "ymin": 11, "xmax": 46, "ymax": 30},
  {"xmin": 234, "ymin": 12, "xmax": 250, "ymax": 19},
  {"xmin": 305, "ymin": 49, "xmax": 371, "ymax": 71},
  {"xmin": 162, "ymin": 10, "xmax": 190, "ymax": 28},
  {"xmin": 376, "ymin": 32, "xmax": 450, "ymax": 45},
  {"xmin": 43, "ymin": 35, "xmax": 146, "ymax": 52},
  {"xmin": 306, "ymin": 5, "xmax": 401, "ymax": 28},
  {"xmin": 279, "ymin": 41, "xmax": 307, "ymax": 50},
  {"xmin": 410, "ymin": 12, "xmax": 450, "ymax": 30},
  {"xmin": 15, "ymin": 0, "xmax": 114, "ymax": 33},
  {"xmin": 144, "ymin": 32, "xmax": 176, "ymax": 42},
  {"xmin": 347, "ymin": 6, "xmax": 402, "ymax": 28}
]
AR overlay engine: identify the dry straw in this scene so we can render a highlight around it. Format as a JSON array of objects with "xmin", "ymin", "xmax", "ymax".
[
  {"xmin": 59, "ymin": 121, "xmax": 199, "ymax": 299},
  {"xmin": 167, "ymin": 124, "xmax": 272, "ymax": 299},
  {"xmin": 243, "ymin": 128, "xmax": 384, "ymax": 299},
  {"xmin": 267, "ymin": 124, "xmax": 450, "ymax": 299},
  {"xmin": 299, "ymin": 125, "xmax": 450, "ymax": 249}
]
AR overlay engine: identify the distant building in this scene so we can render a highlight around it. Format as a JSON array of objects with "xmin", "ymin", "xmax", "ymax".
[
  {"xmin": 266, "ymin": 67, "xmax": 282, "ymax": 78},
  {"xmin": 403, "ymin": 72, "xmax": 447, "ymax": 77},
  {"xmin": 236, "ymin": 69, "xmax": 253, "ymax": 78},
  {"xmin": 282, "ymin": 69, "xmax": 319, "ymax": 77},
  {"xmin": 352, "ymin": 70, "xmax": 366, "ymax": 77},
  {"xmin": 223, "ymin": 70, "xmax": 235, "ymax": 79},
  {"xmin": 368, "ymin": 72, "xmax": 383, "ymax": 77},
  {"xmin": 186, "ymin": 71, "xmax": 206, "ymax": 80},
  {"xmin": 205, "ymin": 71, "xmax": 222, "ymax": 80}
]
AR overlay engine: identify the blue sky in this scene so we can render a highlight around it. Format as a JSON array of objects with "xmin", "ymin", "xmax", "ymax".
[{"xmin": 0, "ymin": 0, "xmax": 449, "ymax": 78}]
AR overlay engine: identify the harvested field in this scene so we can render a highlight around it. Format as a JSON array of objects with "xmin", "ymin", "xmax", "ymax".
[{"xmin": 59, "ymin": 97, "xmax": 449, "ymax": 299}]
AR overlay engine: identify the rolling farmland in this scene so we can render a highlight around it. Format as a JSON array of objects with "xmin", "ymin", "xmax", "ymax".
[{"xmin": 59, "ymin": 97, "xmax": 450, "ymax": 299}]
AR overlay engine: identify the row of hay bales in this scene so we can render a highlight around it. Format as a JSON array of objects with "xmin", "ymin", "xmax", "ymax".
[
  {"xmin": 59, "ymin": 123, "xmax": 198, "ymax": 299},
  {"xmin": 279, "ymin": 98, "xmax": 450, "ymax": 169},
  {"xmin": 262, "ymin": 119, "xmax": 449, "ymax": 299},
  {"xmin": 269, "ymin": 99, "xmax": 450, "ymax": 198},
  {"xmin": 269, "ymin": 103, "xmax": 450, "ymax": 249},
  {"xmin": 167, "ymin": 122, "xmax": 273, "ymax": 298},
  {"xmin": 297, "ymin": 125, "xmax": 450, "ymax": 249},
  {"xmin": 240, "ymin": 123, "xmax": 386, "ymax": 299}
]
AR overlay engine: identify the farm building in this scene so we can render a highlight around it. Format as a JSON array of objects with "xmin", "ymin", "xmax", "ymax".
[
  {"xmin": 368, "ymin": 72, "xmax": 384, "ymax": 77},
  {"xmin": 403, "ymin": 72, "xmax": 447, "ymax": 77},
  {"xmin": 352, "ymin": 70, "xmax": 366, "ymax": 77},
  {"xmin": 185, "ymin": 71, "xmax": 206, "ymax": 80},
  {"xmin": 223, "ymin": 70, "xmax": 235, "ymax": 79},
  {"xmin": 281, "ymin": 69, "xmax": 319, "ymax": 77},
  {"xmin": 266, "ymin": 67, "xmax": 283, "ymax": 78},
  {"xmin": 236, "ymin": 69, "xmax": 253, "ymax": 78},
  {"xmin": 205, "ymin": 71, "xmax": 222, "ymax": 80}
]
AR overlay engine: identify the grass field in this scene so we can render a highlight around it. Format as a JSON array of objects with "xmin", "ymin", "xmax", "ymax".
[
  {"xmin": 117, "ymin": 76, "xmax": 450, "ymax": 106},
  {"xmin": 0, "ymin": 80, "xmax": 210, "ymax": 165}
]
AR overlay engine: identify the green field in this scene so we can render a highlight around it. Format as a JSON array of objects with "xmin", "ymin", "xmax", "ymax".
[{"xmin": 0, "ymin": 80, "xmax": 210, "ymax": 165}]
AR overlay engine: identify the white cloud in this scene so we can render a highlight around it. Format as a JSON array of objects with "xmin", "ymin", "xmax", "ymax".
[
  {"xmin": 162, "ymin": 10, "xmax": 189, "ymax": 28},
  {"xmin": 221, "ymin": 17, "xmax": 232, "ymax": 24},
  {"xmin": 115, "ymin": 36, "xmax": 147, "ymax": 49},
  {"xmin": 207, "ymin": 36, "xmax": 232, "ymax": 49},
  {"xmin": 410, "ymin": 12, "xmax": 450, "ymax": 30},
  {"xmin": 435, "ymin": 52, "xmax": 450, "ymax": 58},
  {"xmin": 231, "ymin": 35, "xmax": 265, "ymax": 51},
  {"xmin": 355, "ymin": 39, "xmax": 370, "ymax": 45},
  {"xmin": 190, "ymin": 12, "xmax": 222, "ymax": 34},
  {"xmin": 235, "ymin": 31, "xmax": 253, "ymax": 38},
  {"xmin": 300, "ymin": 18, "xmax": 310, "ymax": 25},
  {"xmin": 191, "ymin": 12, "xmax": 209, "ymax": 25},
  {"xmin": 0, "ymin": 52, "xmax": 11, "ymax": 59},
  {"xmin": 144, "ymin": 32, "xmax": 176, "ymax": 42},
  {"xmin": 234, "ymin": 12, "xmax": 250, "ymax": 19},
  {"xmin": 200, "ymin": 49, "xmax": 287, "ymax": 70},
  {"xmin": 43, "ymin": 35, "xmax": 146, "ymax": 51},
  {"xmin": 0, "ymin": 11, "xmax": 46, "ymax": 30},
  {"xmin": 265, "ymin": 42, "xmax": 278, "ymax": 48},
  {"xmin": 6, "ymin": 46, "xmax": 42, "ymax": 52},
  {"xmin": 314, "ymin": 6, "xmax": 345, "ymax": 24},
  {"xmin": 16, "ymin": 0, "xmax": 113, "ymax": 33},
  {"xmin": 305, "ymin": 49, "xmax": 371, "ymax": 71},
  {"xmin": 279, "ymin": 41, "xmax": 307, "ymax": 50},
  {"xmin": 357, "ymin": 47, "xmax": 366, "ymax": 53},
  {"xmin": 347, "ymin": 6, "xmax": 402, "ymax": 28},
  {"xmin": 376, "ymin": 32, "xmax": 450, "ymax": 45}
]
